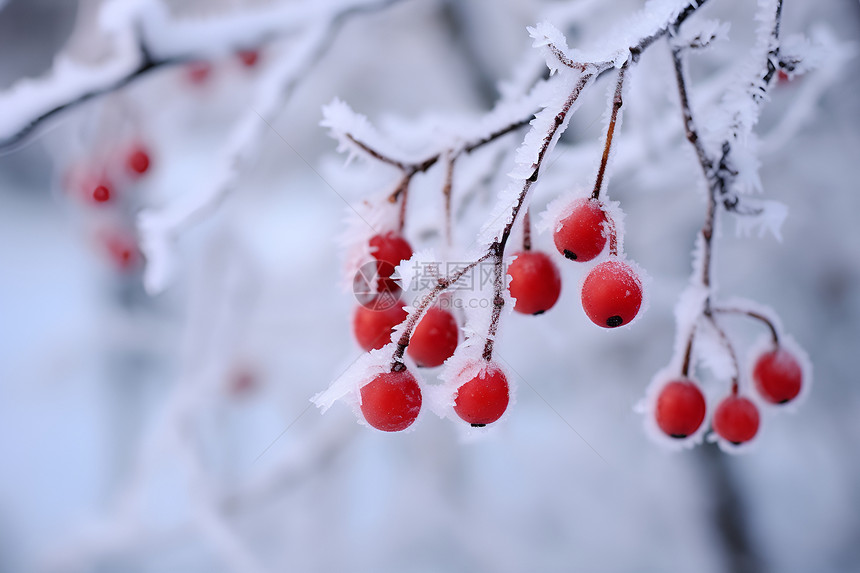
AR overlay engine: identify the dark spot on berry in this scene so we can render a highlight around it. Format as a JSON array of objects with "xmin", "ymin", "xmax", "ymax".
[
  {"xmin": 778, "ymin": 398, "xmax": 789, "ymax": 404},
  {"xmin": 563, "ymin": 249, "xmax": 578, "ymax": 260},
  {"xmin": 606, "ymin": 315, "xmax": 623, "ymax": 327},
  {"xmin": 533, "ymin": 310, "xmax": 545, "ymax": 316},
  {"xmin": 731, "ymin": 441, "xmax": 742, "ymax": 445},
  {"xmin": 670, "ymin": 433, "xmax": 688, "ymax": 439},
  {"xmin": 471, "ymin": 423, "xmax": 486, "ymax": 428}
]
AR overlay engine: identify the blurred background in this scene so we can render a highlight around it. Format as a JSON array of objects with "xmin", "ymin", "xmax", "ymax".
[{"xmin": 1, "ymin": 0, "xmax": 859, "ymax": 572}]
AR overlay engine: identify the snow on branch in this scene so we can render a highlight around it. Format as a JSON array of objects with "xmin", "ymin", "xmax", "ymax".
[{"xmin": 0, "ymin": 0, "xmax": 396, "ymax": 151}]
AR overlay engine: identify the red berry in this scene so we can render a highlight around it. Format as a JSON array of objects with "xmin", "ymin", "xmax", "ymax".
[
  {"xmin": 753, "ymin": 348, "xmax": 802, "ymax": 404},
  {"xmin": 655, "ymin": 379, "xmax": 706, "ymax": 438},
  {"xmin": 360, "ymin": 370, "xmax": 422, "ymax": 432},
  {"xmin": 102, "ymin": 232, "xmax": 140, "ymax": 271},
  {"xmin": 353, "ymin": 303, "xmax": 407, "ymax": 351},
  {"xmin": 713, "ymin": 395, "xmax": 760, "ymax": 444},
  {"xmin": 92, "ymin": 182, "xmax": 112, "ymax": 203},
  {"xmin": 407, "ymin": 307, "xmax": 459, "ymax": 367},
  {"xmin": 238, "ymin": 49, "xmax": 260, "ymax": 67},
  {"xmin": 126, "ymin": 146, "xmax": 151, "ymax": 176},
  {"xmin": 507, "ymin": 251, "xmax": 562, "ymax": 315},
  {"xmin": 368, "ymin": 232, "xmax": 413, "ymax": 278},
  {"xmin": 581, "ymin": 260, "xmax": 643, "ymax": 328},
  {"xmin": 553, "ymin": 198, "xmax": 609, "ymax": 262},
  {"xmin": 186, "ymin": 61, "xmax": 212, "ymax": 84},
  {"xmin": 454, "ymin": 365, "xmax": 509, "ymax": 426}
]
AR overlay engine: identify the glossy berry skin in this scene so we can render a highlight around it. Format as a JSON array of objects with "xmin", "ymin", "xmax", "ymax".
[
  {"xmin": 126, "ymin": 147, "xmax": 151, "ymax": 176},
  {"xmin": 713, "ymin": 395, "xmax": 760, "ymax": 444},
  {"xmin": 408, "ymin": 307, "xmax": 459, "ymax": 367},
  {"xmin": 353, "ymin": 303, "xmax": 407, "ymax": 351},
  {"xmin": 553, "ymin": 198, "xmax": 608, "ymax": 262},
  {"xmin": 507, "ymin": 251, "xmax": 562, "ymax": 315},
  {"xmin": 368, "ymin": 232, "xmax": 413, "ymax": 278},
  {"xmin": 454, "ymin": 366, "xmax": 509, "ymax": 427},
  {"xmin": 92, "ymin": 182, "xmax": 112, "ymax": 203},
  {"xmin": 753, "ymin": 348, "xmax": 802, "ymax": 404},
  {"xmin": 360, "ymin": 370, "xmax": 422, "ymax": 432},
  {"xmin": 655, "ymin": 379, "xmax": 706, "ymax": 438},
  {"xmin": 581, "ymin": 260, "xmax": 642, "ymax": 328}
]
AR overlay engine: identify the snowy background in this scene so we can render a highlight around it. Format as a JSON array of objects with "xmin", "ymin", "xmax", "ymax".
[{"xmin": 1, "ymin": 0, "xmax": 859, "ymax": 572}]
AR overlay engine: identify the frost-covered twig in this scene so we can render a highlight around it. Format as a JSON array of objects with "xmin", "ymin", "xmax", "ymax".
[
  {"xmin": 0, "ymin": 0, "xmax": 396, "ymax": 151},
  {"xmin": 137, "ymin": 0, "xmax": 399, "ymax": 293},
  {"xmin": 327, "ymin": 0, "xmax": 714, "ymax": 375}
]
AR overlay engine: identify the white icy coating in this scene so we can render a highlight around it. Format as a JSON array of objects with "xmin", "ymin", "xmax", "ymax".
[
  {"xmin": 670, "ymin": 18, "xmax": 731, "ymax": 50},
  {"xmin": 0, "ymin": 18, "xmax": 142, "ymax": 140},
  {"xmin": 761, "ymin": 26, "xmax": 856, "ymax": 154}
]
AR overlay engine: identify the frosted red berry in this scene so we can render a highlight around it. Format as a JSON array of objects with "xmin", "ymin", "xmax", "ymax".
[
  {"xmin": 368, "ymin": 232, "xmax": 413, "ymax": 278},
  {"xmin": 126, "ymin": 146, "xmax": 151, "ymax": 176},
  {"xmin": 454, "ymin": 365, "xmax": 509, "ymax": 426},
  {"xmin": 507, "ymin": 251, "xmax": 562, "ymax": 315},
  {"xmin": 408, "ymin": 307, "xmax": 459, "ymax": 367},
  {"xmin": 360, "ymin": 370, "xmax": 422, "ymax": 432},
  {"xmin": 92, "ymin": 182, "xmax": 112, "ymax": 203},
  {"xmin": 713, "ymin": 395, "xmax": 760, "ymax": 444},
  {"xmin": 238, "ymin": 49, "xmax": 260, "ymax": 68},
  {"xmin": 553, "ymin": 198, "xmax": 609, "ymax": 262},
  {"xmin": 581, "ymin": 260, "xmax": 642, "ymax": 328},
  {"xmin": 353, "ymin": 302, "xmax": 407, "ymax": 351},
  {"xmin": 753, "ymin": 348, "xmax": 802, "ymax": 404},
  {"xmin": 655, "ymin": 379, "xmax": 706, "ymax": 438}
]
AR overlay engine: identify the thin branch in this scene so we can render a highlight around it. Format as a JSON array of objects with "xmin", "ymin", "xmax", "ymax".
[
  {"xmin": 522, "ymin": 208, "xmax": 532, "ymax": 251},
  {"xmin": 592, "ymin": 64, "xmax": 628, "ymax": 200},
  {"xmin": 713, "ymin": 306, "xmax": 780, "ymax": 346},
  {"xmin": 442, "ymin": 154, "xmax": 455, "ymax": 246},
  {"xmin": 706, "ymin": 314, "xmax": 741, "ymax": 394},
  {"xmin": 390, "ymin": 253, "xmax": 493, "ymax": 370}
]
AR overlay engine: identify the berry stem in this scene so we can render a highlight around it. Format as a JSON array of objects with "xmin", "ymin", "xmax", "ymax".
[
  {"xmin": 713, "ymin": 306, "xmax": 780, "ymax": 346},
  {"xmin": 591, "ymin": 64, "xmax": 628, "ymax": 201},
  {"xmin": 390, "ymin": 254, "xmax": 492, "ymax": 371},
  {"xmin": 671, "ymin": 0, "xmax": 785, "ymax": 380},
  {"xmin": 604, "ymin": 208, "xmax": 619, "ymax": 257},
  {"xmin": 482, "ymin": 71, "xmax": 595, "ymax": 361},
  {"xmin": 706, "ymin": 314, "xmax": 741, "ymax": 395},
  {"xmin": 381, "ymin": 3, "xmax": 711, "ymax": 367},
  {"xmin": 443, "ymin": 154, "xmax": 455, "ymax": 246},
  {"xmin": 398, "ymin": 181, "xmax": 410, "ymax": 233},
  {"xmin": 522, "ymin": 208, "xmax": 532, "ymax": 252},
  {"xmin": 681, "ymin": 324, "xmax": 696, "ymax": 378}
]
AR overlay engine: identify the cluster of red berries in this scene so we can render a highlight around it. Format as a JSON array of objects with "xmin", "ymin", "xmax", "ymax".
[
  {"xmin": 500, "ymin": 197, "xmax": 643, "ymax": 324},
  {"xmin": 654, "ymin": 345, "xmax": 804, "ymax": 445},
  {"xmin": 351, "ymin": 231, "xmax": 513, "ymax": 431},
  {"xmin": 69, "ymin": 143, "xmax": 152, "ymax": 206},
  {"xmin": 358, "ymin": 363, "xmax": 511, "ymax": 432},
  {"xmin": 552, "ymin": 198, "xmax": 643, "ymax": 327},
  {"xmin": 184, "ymin": 49, "xmax": 262, "ymax": 86},
  {"xmin": 65, "ymin": 143, "xmax": 152, "ymax": 271},
  {"xmin": 351, "ymin": 194, "xmax": 645, "ymax": 432}
]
